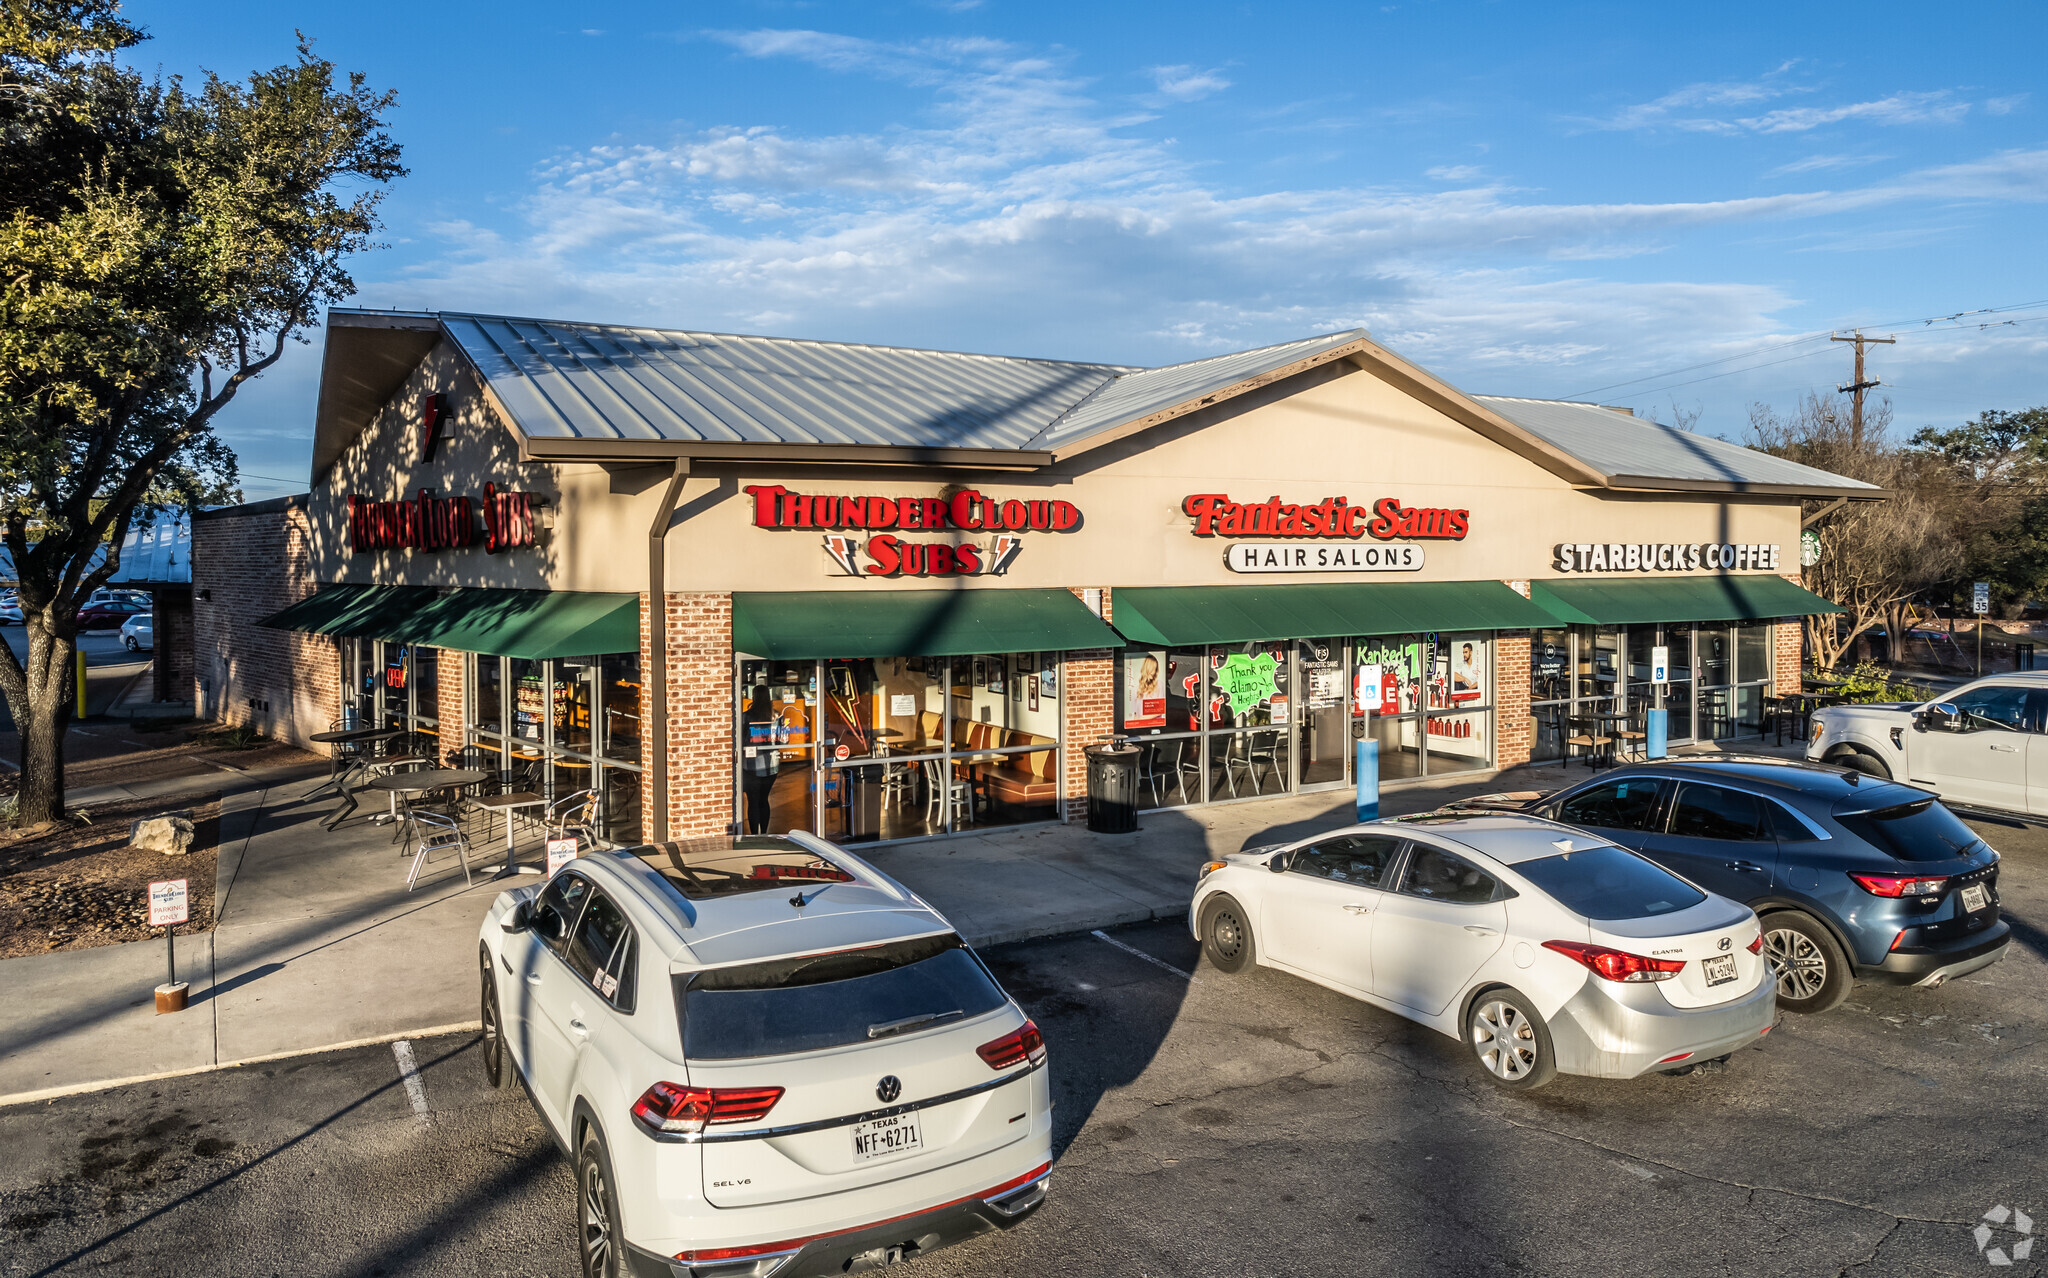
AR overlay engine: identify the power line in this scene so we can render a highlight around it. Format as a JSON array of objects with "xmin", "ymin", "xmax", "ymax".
[{"xmin": 1564, "ymin": 298, "xmax": 2048, "ymax": 400}]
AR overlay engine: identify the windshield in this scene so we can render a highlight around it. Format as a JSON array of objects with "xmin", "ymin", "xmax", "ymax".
[
  {"xmin": 1836, "ymin": 799, "xmax": 1984, "ymax": 864},
  {"xmin": 677, "ymin": 933, "xmax": 1008, "ymax": 1061},
  {"xmin": 1517, "ymin": 845, "xmax": 1707, "ymax": 920}
]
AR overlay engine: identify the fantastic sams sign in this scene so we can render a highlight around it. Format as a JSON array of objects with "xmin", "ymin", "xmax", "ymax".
[
  {"xmin": 1184, "ymin": 493, "xmax": 1469, "ymax": 573},
  {"xmin": 744, "ymin": 485, "xmax": 1081, "ymax": 577}
]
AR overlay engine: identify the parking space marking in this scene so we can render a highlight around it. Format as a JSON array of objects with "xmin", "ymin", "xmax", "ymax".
[
  {"xmin": 392, "ymin": 1040, "xmax": 431, "ymax": 1121},
  {"xmin": 1091, "ymin": 930, "xmax": 1197, "ymax": 983}
]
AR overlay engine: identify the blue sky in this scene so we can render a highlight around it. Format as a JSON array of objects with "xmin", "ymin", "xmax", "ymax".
[{"xmin": 125, "ymin": 1, "xmax": 2048, "ymax": 501}]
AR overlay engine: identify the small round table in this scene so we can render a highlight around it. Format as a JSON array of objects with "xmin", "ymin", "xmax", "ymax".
[
  {"xmin": 369, "ymin": 767, "xmax": 490, "ymax": 842},
  {"xmin": 310, "ymin": 728, "xmax": 408, "ymax": 826}
]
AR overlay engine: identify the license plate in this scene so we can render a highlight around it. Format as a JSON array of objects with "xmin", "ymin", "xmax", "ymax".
[
  {"xmin": 851, "ymin": 1112, "xmax": 922, "ymax": 1163},
  {"xmin": 1961, "ymin": 883, "xmax": 1990, "ymax": 913},
  {"xmin": 1702, "ymin": 954, "xmax": 1738, "ymax": 986}
]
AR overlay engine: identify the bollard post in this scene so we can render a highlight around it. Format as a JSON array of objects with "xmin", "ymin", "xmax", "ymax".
[
  {"xmin": 75, "ymin": 647, "xmax": 87, "ymax": 717},
  {"xmin": 1647, "ymin": 708, "xmax": 1668, "ymax": 760},
  {"xmin": 1355, "ymin": 734, "xmax": 1379, "ymax": 822}
]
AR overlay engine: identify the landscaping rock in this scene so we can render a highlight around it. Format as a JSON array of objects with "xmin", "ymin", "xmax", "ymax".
[{"xmin": 129, "ymin": 815, "xmax": 196, "ymax": 855}]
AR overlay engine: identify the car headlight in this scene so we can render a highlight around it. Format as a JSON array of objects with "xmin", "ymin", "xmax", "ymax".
[{"xmin": 1199, "ymin": 860, "xmax": 1228, "ymax": 880}]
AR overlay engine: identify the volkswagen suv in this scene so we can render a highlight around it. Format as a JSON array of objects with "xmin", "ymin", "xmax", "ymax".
[{"xmin": 479, "ymin": 834, "xmax": 1053, "ymax": 1278}]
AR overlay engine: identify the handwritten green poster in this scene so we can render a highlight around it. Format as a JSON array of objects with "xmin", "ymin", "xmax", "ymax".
[{"xmin": 1214, "ymin": 651, "xmax": 1280, "ymax": 716}]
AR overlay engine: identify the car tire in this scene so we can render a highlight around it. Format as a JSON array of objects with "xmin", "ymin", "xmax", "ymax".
[
  {"xmin": 1200, "ymin": 894, "xmax": 1255, "ymax": 974},
  {"xmin": 1831, "ymin": 749, "xmax": 1891, "ymax": 781},
  {"xmin": 577, "ymin": 1126, "xmax": 625, "ymax": 1278},
  {"xmin": 123, "ymin": 636, "xmax": 138, "ymax": 652},
  {"xmin": 480, "ymin": 949, "xmax": 504, "ymax": 1089},
  {"xmin": 1465, "ymin": 987, "xmax": 1558, "ymax": 1090},
  {"xmin": 1761, "ymin": 911, "xmax": 1852, "ymax": 1014}
]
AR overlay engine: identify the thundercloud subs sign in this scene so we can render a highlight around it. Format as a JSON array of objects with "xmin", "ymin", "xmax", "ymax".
[
  {"xmin": 1184, "ymin": 493, "xmax": 1468, "ymax": 574},
  {"xmin": 745, "ymin": 485, "xmax": 1080, "ymax": 577}
]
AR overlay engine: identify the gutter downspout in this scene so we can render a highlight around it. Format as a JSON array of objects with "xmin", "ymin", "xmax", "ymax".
[{"xmin": 646, "ymin": 458, "xmax": 690, "ymax": 843}]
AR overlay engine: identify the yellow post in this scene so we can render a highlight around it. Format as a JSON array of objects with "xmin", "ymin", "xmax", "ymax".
[{"xmin": 75, "ymin": 647, "xmax": 87, "ymax": 717}]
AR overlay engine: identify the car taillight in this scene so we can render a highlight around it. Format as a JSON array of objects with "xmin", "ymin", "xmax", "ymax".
[
  {"xmin": 976, "ymin": 1019, "xmax": 1047, "ymax": 1070},
  {"xmin": 1849, "ymin": 872, "xmax": 1947, "ymax": 898},
  {"xmin": 1542, "ymin": 940, "xmax": 1685, "ymax": 982},
  {"xmin": 1746, "ymin": 933, "xmax": 1764, "ymax": 955},
  {"xmin": 630, "ymin": 1082, "xmax": 783, "ymax": 1136}
]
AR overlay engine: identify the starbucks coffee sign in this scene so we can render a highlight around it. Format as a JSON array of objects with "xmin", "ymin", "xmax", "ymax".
[{"xmin": 1552, "ymin": 543, "xmax": 1782, "ymax": 573}]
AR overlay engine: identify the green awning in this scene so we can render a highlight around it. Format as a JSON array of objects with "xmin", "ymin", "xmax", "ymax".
[
  {"xmin": 733, "ymin": 589, "xmax": 1122, "ymax": 660},
  {"xmin": 1108, "ymin": 581, "xmax": 1559, "ymax": 647},
  {"xmin": 255, "ymin": 584, "xmax": 438, "ymax": 637},
  {"xmin": 1529, "ymin": 576, "xmax": 1843, "ymax": 626},
  {"xmin": 260, "ymin": 585, "xmax": 641, "ymax": 659}
]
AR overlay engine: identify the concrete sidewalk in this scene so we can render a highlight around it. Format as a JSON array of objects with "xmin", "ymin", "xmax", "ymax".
[{"xmin": 0, "ymin": 737, "xmax": 1807, "ymax": 1105}]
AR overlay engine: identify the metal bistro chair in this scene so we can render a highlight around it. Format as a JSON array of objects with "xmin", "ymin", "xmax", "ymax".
[
  {"xmin": 920, "ymin": 757, "xmax": 972, "ymax": 827},
  {"xmin": 547, "ymin": 789, "xmax": 601, "ymax": 850},
  {"xmin": 1611, "ymin": 705, "xmax": 1649, "ymax": 762},
  {"xmin": 1174, "ymin": 738, "xmax": 1203, "ymax": 804},
  {"xmin": 406, "ymin": 810, "xmax": 476, "ymax": 891},
  {"xmin": 395, "ymin": 783, "xmax": 462, "ymax": 859},
  {"xmin": 1565, "ymin": 715, "xmax": 1612, "ymax": 769},
  {"xmin": 1135, "ymin": 741, "xmax": 1166, "ymax": 806}
]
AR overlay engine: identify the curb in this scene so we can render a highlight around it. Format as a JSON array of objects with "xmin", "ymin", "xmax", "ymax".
[{"xmin": 0, "ymin": 1021, "xmax": 484, "ymax": 1110}]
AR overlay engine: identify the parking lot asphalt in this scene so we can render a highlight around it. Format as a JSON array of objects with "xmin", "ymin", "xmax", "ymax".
[{"xmin": 2, "ymin": 813, "xmax": 2043, "ymax": 1278}]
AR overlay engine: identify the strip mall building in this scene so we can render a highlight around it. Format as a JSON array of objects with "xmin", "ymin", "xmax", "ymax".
[{"xmin": 192, "ymin": 310, "xmax": 1872, "ymax": 846}]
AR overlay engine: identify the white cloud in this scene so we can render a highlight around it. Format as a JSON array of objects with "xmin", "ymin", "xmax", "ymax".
[
  {"xmin": 1986, "ymin": 94, "xmax": 2029, "ymax": 115},
  {"xmin": 1586, "ymin": 74, "xmax": 1972, "ymax": 135},
  {"xmin": 1767, "ymin": 153, "xmax": 1888, "ymax": 175},
  {"xmin": 1147, "ymin": 64, "xmax": 1232, "ymax": 103},
  {"xmin": 1425, "ymin": 164, "xmax": 1484, "ymax": 181}
]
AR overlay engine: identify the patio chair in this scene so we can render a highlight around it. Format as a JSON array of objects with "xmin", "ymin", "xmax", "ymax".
[
  {"xmin": 406, "ymin": 811, "xmax": 475, "ymax": 891},
  {"xmin": 1611, "ymin": 706, "xmax": 1649, "ymax": 761},
  {"xmin": 921, "ymin": 757, "xmax": 972, "ymax": 827},
  {"xmin": 1174, "ymin": 738, "xmax": 1202, "ymax": 803},
  {"xmin": 547, "ymin": 789, "xmax": 600, "ymax": 850},
  {"xmin": 1565, "ymin": 716, "xmax": 1612, "ymax": 769},
  {"xmin": 1135, "ymin": 741, "xmax": 1165, "ymax": 805}
]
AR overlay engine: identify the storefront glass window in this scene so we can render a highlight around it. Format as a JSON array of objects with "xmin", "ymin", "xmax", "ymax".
[
  {"xmin": 1423, "ymin": 634, "xmax": 1492, "ymax": 776},
  {"xmin": 473, "ymin": 655, "xmax": 504, "ymax": 739},
  {"xmin": 1529, "ymin": 627, "xmax": 1571, "ymax": 763},
  {"xmin": 1356, "ymin": 635, "xmax": 1423, "ymax": 780},
  {"xmin": 600, "ymin": 653, "xmax": 642, "ymax": 764},
  {"xmin": 413, "ymin": 648, "xmax": 438, "ymax": 729},
  {"xmin": 1117, "ymin": 646, "xmax": 1207, "ymax": 808},
  {"xmin": 738, "ymin": 660, "xmax": 818, "ymax": 838}
]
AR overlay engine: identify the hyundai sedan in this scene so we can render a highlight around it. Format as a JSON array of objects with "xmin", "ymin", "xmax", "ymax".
[
  {"xmin": 481, "ymin": 833, "xmax": 1052, "ymax": 1278},
  {"xmin": 1190, "ymin": 813, "xmax": 1775, "ymax": 1089}
]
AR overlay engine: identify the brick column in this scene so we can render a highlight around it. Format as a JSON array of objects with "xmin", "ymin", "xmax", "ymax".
[
  {"xmin": 1059, "ymin": 649, "xmax": 1115, "ymax": 823},
  {"xmin": 1493, "ymin": 631, "xmax": 1532, "ymax": 769},
  {"xmin": 435, "ymin": 648, "xmax": 467, "ymax": 760},
  {"xmin": 1774, "ymin": 572, "xmax": 1809, "ymax": 694},
  {"xmin": 642, "ymin": 592, "xmax": 735, "ymax": 840}
]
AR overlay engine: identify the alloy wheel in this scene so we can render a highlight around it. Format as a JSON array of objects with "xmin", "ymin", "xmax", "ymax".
[
  {"xmin": 1763, "ymin": 928, "xmax": 1828, "ymax": 1001},
  {"xmin": 1472, "ymin": 999, "xmax": 1538, "ymax": 1080},
  {"xmin": 480, "ymin": 973, "xmax": 501, "ymax": 1083},
  {"xmin": 581, "ymin": 1158, "xmax": 613, "ymax": 1276}
]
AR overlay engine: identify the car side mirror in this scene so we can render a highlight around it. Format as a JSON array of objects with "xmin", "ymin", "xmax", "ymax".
[
  {"xmin": 501, "ymin": 898, "xmax": 535, "ymax": 933},
  {"xmin": 1919, "ymin": 702, "xmax": 1962, "ymax": 733},
  {"xmin": 1268, "ymin": 851, "xmax": 1292, "ymax": 873}
]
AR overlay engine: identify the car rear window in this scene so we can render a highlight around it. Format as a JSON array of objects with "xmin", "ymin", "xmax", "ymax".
[
  {"xmin": 1517, "ymin": 845, "xmax": 1707, "ymax": 920},
  {"xmin": 1836, "ymin": 799, "xmax": 1984, "ymax": 864},
  {"xmin": 677, "ymin": 934, "xmax": 1008, "ymax": 1061}
]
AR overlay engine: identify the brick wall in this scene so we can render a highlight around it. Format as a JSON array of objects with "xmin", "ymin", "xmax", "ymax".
[
  {"xmin": 643, "ymin": 592, "xmax": 734, "ymax": 840},
  {"xmin": 1773, "ymin": 620, "xmax": 1803, "ymax": 695},
  {"xmin": 151, "ymin": 588, "xmax": 195, "ymax": 703},
  {"xmin": 1493, "ymin": 631, "xmax": 1533, "ymax": 769},
  {"xmin": 192, "ymin": 498, "xmax": 338, "ymax": 751}
]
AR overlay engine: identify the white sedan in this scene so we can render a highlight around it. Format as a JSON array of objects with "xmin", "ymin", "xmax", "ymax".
[
  {"xmin": 1190, "ymin": 813, "xmax": 1775, "ymax": 1088},
  {"xmin": 481, "ymin": 833, "xmax": 1052, "ymax": 1278}
]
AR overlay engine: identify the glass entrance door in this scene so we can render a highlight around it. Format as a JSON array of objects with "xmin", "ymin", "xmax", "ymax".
[{"xmin": 1296, "ymin": 639, "xmax": 1349, "ymax": 790}]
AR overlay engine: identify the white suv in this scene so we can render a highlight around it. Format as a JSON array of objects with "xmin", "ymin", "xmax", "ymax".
[{"xmin": 479, "ymin": 833, "xmax": 1053, "ymax": 1278}]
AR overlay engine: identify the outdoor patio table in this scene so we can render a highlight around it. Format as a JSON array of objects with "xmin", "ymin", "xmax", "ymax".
[
  {"xmin": 311, "ymin": 727, "xmax": 406, "ymax": 828},
  {"xmin": 470, "ymin": 790, "xmax": 549, "ymax": 878},
  {"xmin": 368, "ymin": 767, "xmax": 491, "ymax": 857}
]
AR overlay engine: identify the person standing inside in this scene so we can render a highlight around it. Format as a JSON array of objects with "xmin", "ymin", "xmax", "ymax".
[{"xmin": 741, "ymin": 687, "xmax": 780, "ymax": 834}]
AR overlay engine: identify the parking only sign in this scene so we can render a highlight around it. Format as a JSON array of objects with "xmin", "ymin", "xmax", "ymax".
[
  {"xmin": 1974, "ymin": 582, "xmax": 1991, "ymax": 615},
  {"xmin": 148, "ymin": 879, "xmax": 190, "ymax": 928},
  {"xmin": 545, "ymin": 838, "xmax": 579, "ymax": 874}
]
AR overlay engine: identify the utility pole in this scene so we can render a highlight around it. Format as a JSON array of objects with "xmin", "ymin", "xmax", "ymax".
[{"xmin": 1831, "ymin": 330, "xmax": 1896, "ymax": 450}]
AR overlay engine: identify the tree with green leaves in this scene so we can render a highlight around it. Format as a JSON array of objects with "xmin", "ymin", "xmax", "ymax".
[{"xmin": 0, "ymin": 0, "xmax": 403, "ymax": 823}]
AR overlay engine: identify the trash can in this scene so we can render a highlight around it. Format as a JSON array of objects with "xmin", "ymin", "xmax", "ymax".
[{"xmin": 1085, "ymin": 742, "xmax": 1141, "ymax": 834}]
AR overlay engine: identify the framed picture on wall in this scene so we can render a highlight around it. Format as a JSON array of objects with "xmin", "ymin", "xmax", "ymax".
[
  {"xmin": 988, "ymin": 660, "xmax": 1004, "ymax": 695},
  {"xmin": 1029, "ymin": 675, "xmax": 1040, "ymax": 712},
  {"xmin": 973, "ymin": 657, "xmax": 988, "ymax": 687},
  {"xmin": 1009, "ymin": 667, "xmax": 1021, "ymax": 701}
]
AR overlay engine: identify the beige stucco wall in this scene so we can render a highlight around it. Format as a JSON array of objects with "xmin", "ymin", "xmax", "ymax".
[{"xmin": 311, "ymin": 342, "xmax": 1801, "ymax": 595}]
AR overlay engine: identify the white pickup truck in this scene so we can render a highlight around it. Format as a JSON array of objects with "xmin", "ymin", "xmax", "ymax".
[{"xmin": 1807, "ymin": 671, "xmax": 2048, "ymax": 817}]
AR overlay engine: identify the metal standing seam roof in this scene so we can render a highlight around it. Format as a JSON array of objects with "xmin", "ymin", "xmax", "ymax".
[
  {"xmin": 1470, "ymin": 396, "xmax": 1881, "ymax": 494},
  {"xmin": 321, "ymin": 308, "xmax": 1877, "ymax": 497}
]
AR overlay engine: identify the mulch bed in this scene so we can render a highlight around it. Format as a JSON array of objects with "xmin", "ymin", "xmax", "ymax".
[{"xmin": 0, "ymin": 793, "xmax": 221, "ymax": 959}]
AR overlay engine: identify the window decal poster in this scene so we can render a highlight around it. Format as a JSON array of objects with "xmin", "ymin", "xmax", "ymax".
[
  {"xmin": 1123, "ymin": 650, "xmax": 1166, "ymax": 728},
  {"xmin": 1449, "ymin": 638, "xmax": 1485, "ymax": 704}
]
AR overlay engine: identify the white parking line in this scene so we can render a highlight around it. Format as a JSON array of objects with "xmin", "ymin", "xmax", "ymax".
[
  {"xmin": 1091, "ymin": 930, "xmax": 1197, "ymax": 983},
  {"xmin": 392, "ymin": 1039, "xmax": 431, "ymax": 1121}
]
